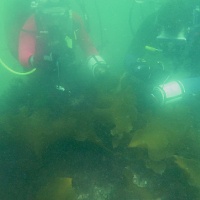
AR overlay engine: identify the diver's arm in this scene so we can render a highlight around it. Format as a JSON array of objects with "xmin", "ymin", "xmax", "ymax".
[
  {"xmin": 18, "ymin": 15, "xmax": 37, "ymax": 67},
  {"xmin": 72, "ymin": 12, "xmax": 99, "ymax": 57},
  {"xmin": 72, "ymin": 12, "xmax": 108, "ymax": 78}
]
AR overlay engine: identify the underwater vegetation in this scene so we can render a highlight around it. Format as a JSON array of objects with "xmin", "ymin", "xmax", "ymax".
[{"xmin": 1, "ymin": 73, "xmax": 200, "ymax": 200}]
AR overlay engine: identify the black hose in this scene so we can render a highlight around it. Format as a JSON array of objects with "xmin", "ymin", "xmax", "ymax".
[
  {"xmin": 75, "ymin": 0, "xmax": 105, "ymax": 51},
  {"xmin": 129, "ymin": 3, "xmax": 135, "ymax": 35},
  {"xmin": 128, "ymin": 1, "xmax": 149, "ymax": 35},
  {"xmin": 94, "ymin": 0, "xmax": 105, "ymax": 51}
]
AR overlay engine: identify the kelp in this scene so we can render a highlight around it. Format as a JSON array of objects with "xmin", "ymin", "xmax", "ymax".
[
  {"xmin": 128, "ymin": 103, "xmax": 195, "ymax": 164},
  {"xmin": 93, "ymin": 75, "xmax": 139, "ymax": 148},
  {"xmin": 0, "ymin": 106, "xmax": 102, "ymax": 156},
  {"xmin": 0, "ymin": 71, "xmax": 141, "ymax": 154},
  {"xmin": 36, "ymin": 178, "xmax": 76, "ymax": 200},
  {"xmin": 2, "ymin": 71, "xmax": 200, "ymax": 199},
  {"xmin": 126, "ymin": 99, "xmax": 200, "ymax": 198},
  {"xmin": 174, "ymin": 156, "xmax": 200, "ymax": 189}
]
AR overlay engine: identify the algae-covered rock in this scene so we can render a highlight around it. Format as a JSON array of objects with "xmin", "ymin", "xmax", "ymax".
[{"xmin": 122, "ymin": 167, "xmax": 160, "ymax": 200}]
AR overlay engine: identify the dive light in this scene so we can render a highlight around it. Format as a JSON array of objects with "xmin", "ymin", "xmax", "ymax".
[{"xmin": 151, "ymin": 77, "xmax": 200, "ymax": 105}]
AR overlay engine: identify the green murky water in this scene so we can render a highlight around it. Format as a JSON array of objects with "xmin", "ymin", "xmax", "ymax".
[{"xmin": 1, "ymin": 0, "xmax": 200, "ymax": 199}]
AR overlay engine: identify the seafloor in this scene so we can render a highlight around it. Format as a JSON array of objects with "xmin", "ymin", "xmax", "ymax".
[{"xmin": 1, "ymin": 68, "xmax": 200, "ymax": 200}]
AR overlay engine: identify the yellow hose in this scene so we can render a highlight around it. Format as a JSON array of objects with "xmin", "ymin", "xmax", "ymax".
[
  {"xmin": 0, "ymin": 58, "xmax": 36, "ymax": 75},
  {"xmin": 145, "ymin": 45, "xmax": 162, "ymax": 52}
]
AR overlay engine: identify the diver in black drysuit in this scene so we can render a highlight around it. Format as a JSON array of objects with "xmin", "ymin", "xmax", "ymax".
[{"xmin": 125, "ymin": 0, "xmax": 200, "ymax": 106}]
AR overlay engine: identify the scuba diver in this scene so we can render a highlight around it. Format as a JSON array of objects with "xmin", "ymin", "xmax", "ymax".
[
  {"xmin": 125, "ymin": 0, "xmax": 200, "ymax": 106},
  {"xmin": 17, "ymin": 0, "xmax": 108, "ymax": 91}
]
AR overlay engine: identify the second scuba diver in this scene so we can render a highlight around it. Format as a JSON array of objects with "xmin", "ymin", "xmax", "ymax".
[{"xmin": 125, "ymin": 0, "xmax": 200, "ymax": 106}]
